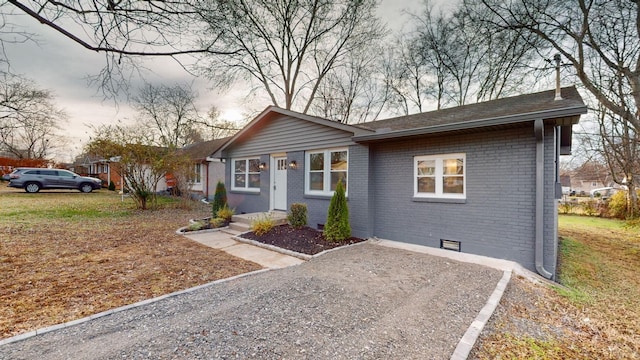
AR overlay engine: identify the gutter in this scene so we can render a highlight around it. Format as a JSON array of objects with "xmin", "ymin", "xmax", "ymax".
[{"xmin": 535, "ymin": 119, "xmax": 553, "ymax": 279}]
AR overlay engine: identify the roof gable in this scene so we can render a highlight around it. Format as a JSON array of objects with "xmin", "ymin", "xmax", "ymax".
[{"xmin": 214, "ymin": 106, "xmax": 374, "ymax": 157}]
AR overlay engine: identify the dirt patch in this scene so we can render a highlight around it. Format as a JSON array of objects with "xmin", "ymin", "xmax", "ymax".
[
  {"xmin": 241, "ymin": 224, "xmax": 365, "ymax": 255},
  {"xmin": 0, "ymin": 193, "xmax": 262, "ymax": 339}
]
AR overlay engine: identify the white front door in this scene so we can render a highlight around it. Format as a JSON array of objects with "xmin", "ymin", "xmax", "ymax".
[{"xmin": 273, "ymin": 157, "xmax": 288, "ymax": 210}]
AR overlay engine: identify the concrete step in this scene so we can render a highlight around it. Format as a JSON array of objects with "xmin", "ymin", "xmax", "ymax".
[
  {"xmin": 231, "ymin": 211, "xmax": 288, "ymax": 226},
  {"xmin": 228, "ymin": 222, "xmax": 250, "ymax": 233}
]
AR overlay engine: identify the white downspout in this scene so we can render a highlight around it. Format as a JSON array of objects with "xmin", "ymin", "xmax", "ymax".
[{"xmin": 535, "ymin": 119, "xmax": 553, "ymax": 279}]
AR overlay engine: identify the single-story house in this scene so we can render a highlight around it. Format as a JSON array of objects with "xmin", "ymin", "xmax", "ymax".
[{"xmin": 211, "ymin": 86, "xmax": 587, "ymax": 279}]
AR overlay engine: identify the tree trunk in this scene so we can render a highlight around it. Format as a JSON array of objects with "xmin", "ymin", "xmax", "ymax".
[{"xmin": 627, "ymin": 181, "xmax": 638, "ymax": 218}]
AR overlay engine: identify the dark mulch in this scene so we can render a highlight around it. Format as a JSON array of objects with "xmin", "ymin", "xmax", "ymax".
[{"xmin": 241, "ymin": 224, "xmax": 365, "ymax": 255}]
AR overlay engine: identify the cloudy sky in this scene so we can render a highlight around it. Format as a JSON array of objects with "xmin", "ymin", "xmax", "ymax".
[{"xmin": 5, "ymin": 0, "xmax": 427, "ymax": 161}]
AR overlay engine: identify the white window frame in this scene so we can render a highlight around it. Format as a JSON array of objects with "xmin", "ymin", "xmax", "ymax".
[
  {"xmin": 305, "ymin": 148, "xmax": 348, "ymax": 196},
  {"xmin": 231, "ymin": 157, "xmax": 261, "ymax": 192},
  {"xmin": 414, "ymin": 153, "xmax": 466, "ymax": 199},
  {"xmin": 192, "ymin": 163, "xmax": 202, "ymax": 184}
]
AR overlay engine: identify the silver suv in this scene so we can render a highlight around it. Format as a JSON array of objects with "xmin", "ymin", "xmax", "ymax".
[{"xmin": 7, "ymin": 168, "xmax": 102, "ymax": 193}]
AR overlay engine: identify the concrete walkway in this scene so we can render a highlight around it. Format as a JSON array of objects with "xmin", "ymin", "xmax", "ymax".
[{"xmin": 184, "ymin": 230, "xmax": 305, "ymax": 269}]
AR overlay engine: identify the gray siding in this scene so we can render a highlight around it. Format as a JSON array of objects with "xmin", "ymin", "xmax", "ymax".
[
  {"xmin": 222, "ymin": 110, "xmax": 560, "ymax": 275},
  {"xmin": 206, "ymin": 160, "xmax": 225, "ymax": 200},
  {"xmin": 287, "ymin": 145, "xmax": 372, "ymax": 239},
  {"xmin": 369, "ymin": 124, "xmax": 558, "ymax": 273},
  {"xmin": 226, "ymin": 154, "xmax": 270, "ymax": 214},
  {"xmin": 224, "ymin": 114, "xmax": 358, "ymax": 217},
  {"xmin": 225, "ymin": 115, "xmax": 356, "ymax": 158}
]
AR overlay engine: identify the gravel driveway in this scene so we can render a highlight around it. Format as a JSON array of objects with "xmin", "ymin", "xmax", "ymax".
[{"xmin": 0, "ymin": 243, "xmax": 502, "ymax": 359}]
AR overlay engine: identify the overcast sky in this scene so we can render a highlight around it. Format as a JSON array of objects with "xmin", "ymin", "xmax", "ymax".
[{"xmin": 5, "ymin": 0, "xmax": 426, "ymax": 161}]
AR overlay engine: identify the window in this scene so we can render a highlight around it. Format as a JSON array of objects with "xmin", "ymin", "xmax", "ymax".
[
  {"xmin": 192, "ymin": 163, "xmax": 202, "ymax": 184},
  {"xmin": 415, "ymin": 153, "xmax": 465, "ymax": 199},
  {"xmin": 232, "ymin": 157, "xmax": 260, "ymax": 191},
  {"xmin": 306, "ymin": 148, "xmax": 348, "ymax": 195},
  {"xmin": 58, "ymin": 170, "xmax": 74, "ymax": 178}
]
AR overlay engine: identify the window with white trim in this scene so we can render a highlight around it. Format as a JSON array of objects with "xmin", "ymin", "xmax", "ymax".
[
  {"xmin": 414, "ymin": 153, "xmax": 465, "ymax": 199},
  {"xmin": 192, "ymin": 163, "xmax": 202, "ymax": 184},
  {"xmin": 305, "ymin": 148, "xmax": 348, "ymax": 195},
  {"xmin": 232, "ymin": 157, "xmax": 260, "ymax": 191}
]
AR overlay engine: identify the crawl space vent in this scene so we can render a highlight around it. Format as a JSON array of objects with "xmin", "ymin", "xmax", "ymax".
[
  {"xmin": 440, "ymin": 239, "xmax": 461, "ymax": 252},
  {"xmin": 317, "ymin": 223, "xmax": 325, "ymax": 230}
]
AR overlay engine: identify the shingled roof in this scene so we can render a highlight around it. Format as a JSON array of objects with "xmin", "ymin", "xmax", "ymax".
[
  {"xmin": 354, "ymin": 86, "xmax": 586, "ymax": 141},
  {"xmin": 180, "ymin": 137, "xmax": 231, "ymax": 161}
]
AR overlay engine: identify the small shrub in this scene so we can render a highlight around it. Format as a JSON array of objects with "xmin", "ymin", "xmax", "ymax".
[
  {"xmin": 108, "ymin": 180, "xmax": 116, "ymax": 191},
  {"xmin": 212, "ymin": 181, "xmax": 227, "ymax": 215},
  {"xmin": 251, "ymin": 213, "xmax": 275, "ymax": 236},
  {"xmin": 216, "ymin": 206, "xmax": 235, "ymax": 223},
  {"xmin": 323, "ymin": 180, "xmax": 350, "ymax": 242},
  {"xmin": 210, "ymin": 217, "xmax": 227, "ymax": 228},
  {"xmin": 559, "ymin": 202, "xmax": 573, "ymax": 215},
  {"xmin": 288, "ymin": 203, "xmax": 308, "ymax": 228},
  {"xmin": 187, "ymin": 221, "xmax": 206, "ymax": 231},
  {"xmin": 582, "ymin": 199, "xmax": 598, "ymax": 217},
  {"xmin": 608, "ymin": 191, "xmax": 628, "ymax": 219}
]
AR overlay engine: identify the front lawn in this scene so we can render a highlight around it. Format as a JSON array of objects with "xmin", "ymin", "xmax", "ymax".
[
  {"xmin": 0, "ymin": 189, "xmax": 262, "ymax": 339},
  {"xmin": 472, "ymin": 214, "xmax": 640, "ymax": 359}
]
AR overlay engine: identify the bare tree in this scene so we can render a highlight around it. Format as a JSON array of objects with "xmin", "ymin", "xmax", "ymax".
[
  {"xmin": 0, "ymin": 74, "xmax": 65, "ymax": 158},
  {"xmin": 312, "ymin": 48, "xmax": 389, "ymax": 124},
  {"xmin": 9, "ymin": 0, "xmax": 388, "ymax": 120},
  {"xmin": 5, "ymin": 0, "xmax": 236, "ymax": 96},
  {"xmin": 581, "ymin": 104, "xmax": 640, "ymax": 217},
  {"xmin": 383, "ymin": 38, "xmax": 434, "ymax": 115},
  {"xmin": 133, "ymin": 83, "xmax": 201, "ymax": 148},
  {"xmin": 406, "ymin": 1, "xmax": 540, "ymax": 108},
  {"xmin": 0, "ymin": 6, "xmax": 36, "ymax": 76},
  {"xmin": 197, "ymin": 0, "xmax": 386, "ymax": 114},
  {"xmin": 201, "ymin": 107, "xmax": 243, "ymax": 139},
  {"xmin": 478, "ymin": 0, "xmax": 640, "ymax": 131}
]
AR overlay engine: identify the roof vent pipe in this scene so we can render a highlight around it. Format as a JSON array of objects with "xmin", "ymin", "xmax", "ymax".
[
  {"xmin": 554, "ymin": 54, "xmax": 563, "ymax": 101},
  {"xmin": 535, "ymin": 118, "xmax": 553, "ymax": 279}
]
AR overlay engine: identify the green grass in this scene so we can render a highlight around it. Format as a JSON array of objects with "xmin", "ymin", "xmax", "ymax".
[
  {"xmin": 558, "ymin": 214, "xmax": 628, "ymax": 231},
  {"xmin": 558, "ymin": 214, "xmax": 640, "ymax": 316},
  {"xmin": 0, "ymin": 190, "xmax": 134, "ymax": 224}
]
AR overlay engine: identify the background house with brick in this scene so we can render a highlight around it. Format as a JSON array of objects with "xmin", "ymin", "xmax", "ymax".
[{"xmin": 213, "ymin": 87, "xmax": 587, "ymax": 279}]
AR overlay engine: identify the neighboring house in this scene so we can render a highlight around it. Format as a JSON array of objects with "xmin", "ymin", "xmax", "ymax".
[
  {"xmin": 87, "ymin": 158, "xmax": 123, "ymax": 189},
  {"xmin": 178, "ymin": 137, "xmax": 230, "ymax": 199},
  {"xmin": 560, "ymin": 175, "xmax": 572, "ymax": 195},
  {"xmin": 212, "ymin": 86, "xmax": 587, "ymax": 279},
  {"xmin": 71, "ymin": 154, "xmax": 124, "ymax": 189},
  {"xmin": 77, "ymin": 149, "xmax": 168, "ymax": 193},
  {"xmin": 572, "ymin": 179, "xmax": 607, "ymax": 195}
]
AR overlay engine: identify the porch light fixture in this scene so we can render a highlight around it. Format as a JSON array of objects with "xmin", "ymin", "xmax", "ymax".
[
  {"xmin": 259, "ymin": 162, "xmax": 267, "ymax": 171},
  {"xmin": 288, "ymin": 160, "xmax": 297, "ymax": 169}
]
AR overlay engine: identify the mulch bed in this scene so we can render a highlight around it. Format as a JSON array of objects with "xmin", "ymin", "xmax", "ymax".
[{"xmin": 241, "ymin": 224, "xmax": 365, "ymax": 255}]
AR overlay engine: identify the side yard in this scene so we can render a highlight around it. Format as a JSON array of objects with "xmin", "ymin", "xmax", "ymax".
[
  {"xmin": 0, "ymin": 189, "xmax": 262, "ymax": 339},
  {"xmin": 472, "ymin": 215, "xmax": 640, "ymax": 359}
]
